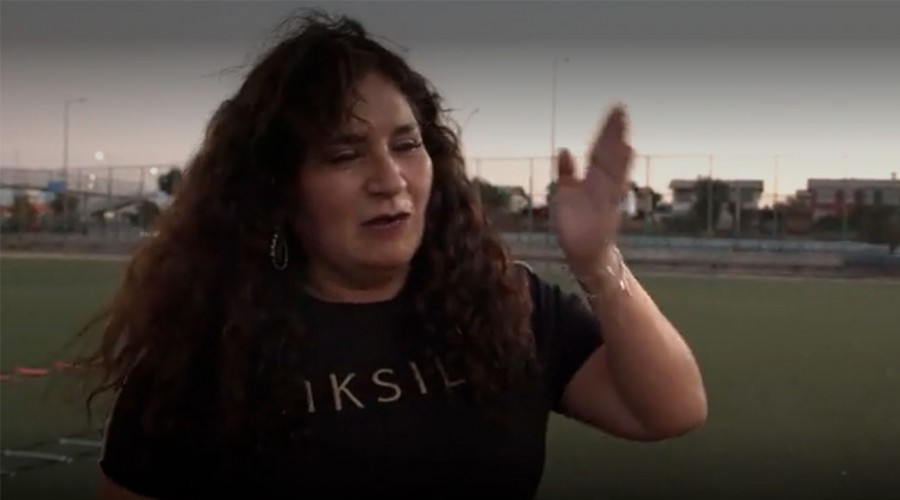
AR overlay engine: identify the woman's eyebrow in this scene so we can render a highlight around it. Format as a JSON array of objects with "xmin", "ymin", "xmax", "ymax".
[{"xmin": 331, "ymin": 122, "xmax": 419, "ymax": 144}]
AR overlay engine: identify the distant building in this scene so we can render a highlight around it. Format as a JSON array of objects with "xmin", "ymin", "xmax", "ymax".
[
  {"xmin": 668, "ymin": 178, "xmax": 765, "ymax": 214},
  {"xmin": 632, "ymin": 186, "xmax": 657, "ymax": 215},
  {"xmin": 807, "ymin": 178, "xmax": 900, "ymax": 220}
]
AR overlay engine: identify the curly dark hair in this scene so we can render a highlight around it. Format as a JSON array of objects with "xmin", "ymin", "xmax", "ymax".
[{"xmin": 77, "ymin": 11, "xmax": 536, "ymax": 444}]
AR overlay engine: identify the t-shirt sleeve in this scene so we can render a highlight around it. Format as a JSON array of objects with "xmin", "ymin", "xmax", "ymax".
[
  {"xmin": 99, "ymin": 374, "xmax": 210, "ymax": 499},
  {"xmin": 517, "ymin": 262, "xmax": 604, "ymax": 413}
]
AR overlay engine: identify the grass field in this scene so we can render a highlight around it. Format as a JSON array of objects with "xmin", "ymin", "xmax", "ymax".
[{"xmin": 1, "ymin": 255, "xmax": 898, "ymax": 499}]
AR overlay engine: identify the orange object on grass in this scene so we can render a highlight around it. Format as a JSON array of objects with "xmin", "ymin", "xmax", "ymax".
[
  {"xmin": 14, "ymin": 366, "xmax": 50, "ymax": 377},
  {"xmin": 54, "ymin": 360, "xmax": 76, "ymax": 370}
]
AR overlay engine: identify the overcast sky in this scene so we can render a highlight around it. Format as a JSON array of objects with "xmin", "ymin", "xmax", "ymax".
[{"xmin": 2, "ymin": 0, "xmax": 899, "ymax": 199}]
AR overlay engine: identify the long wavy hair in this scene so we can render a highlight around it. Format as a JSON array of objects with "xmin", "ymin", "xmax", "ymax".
[{"xmin": 78, "ymin": 11, "xmax": 536, "ymax": 446}]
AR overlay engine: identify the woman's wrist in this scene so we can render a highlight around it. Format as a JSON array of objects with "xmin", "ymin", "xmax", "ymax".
[{"xmin": 570, "ymin": 245, "xmax": 632, "ymax": 304}]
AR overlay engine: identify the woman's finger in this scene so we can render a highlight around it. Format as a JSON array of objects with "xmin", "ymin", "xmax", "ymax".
[{"xmin": 556, "ymin": 148, "xmax": 578, "ymax": 186}]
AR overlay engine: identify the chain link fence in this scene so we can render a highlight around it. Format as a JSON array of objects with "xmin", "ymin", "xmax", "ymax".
[
  {"xmin": 1, "ymin": 164, "xmax": 176, "ymax": 244},
  {"xmin": 2, "ymin": 153, "xmax": 898, "ymax": 255},
  {"xmin": 470, "ymin": 152, "xmax": 900, "ymax": 246}
]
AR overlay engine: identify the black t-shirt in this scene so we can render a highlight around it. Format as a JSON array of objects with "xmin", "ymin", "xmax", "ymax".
[{"xmin": 99, "ymin": 263, "xmax": 603, "ymax": 499}]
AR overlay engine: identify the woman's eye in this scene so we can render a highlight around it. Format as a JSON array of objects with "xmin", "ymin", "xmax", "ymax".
[
  {"xmin": 327, "ymin": 150, "xmax": 359, "ymax": 164},
  {"xmin": 394, "ymin": 139, "xmax": 423, "ymax": 152}
]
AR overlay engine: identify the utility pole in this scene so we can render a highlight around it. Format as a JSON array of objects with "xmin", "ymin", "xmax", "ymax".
[
  {"xmin": 548, "ymin": 56, "xmax": 568, "ymax": 243},
  {"xmin": 62, "ymin": 97, "xmax": 87, "ymax": 232},
  {"xmin": 707, "ymin": 155, "xmax": 714, "ymax": 236}
]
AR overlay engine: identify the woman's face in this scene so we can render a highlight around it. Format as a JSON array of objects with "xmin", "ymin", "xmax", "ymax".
[{"xmin": 294, "ymin": 71, "xmax": 433, "ymax": 282}]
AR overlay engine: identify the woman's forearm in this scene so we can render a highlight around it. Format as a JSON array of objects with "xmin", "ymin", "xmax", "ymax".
[{"xmin": 578, "ymin": 262, "xmax": 708, "ymax": 435}]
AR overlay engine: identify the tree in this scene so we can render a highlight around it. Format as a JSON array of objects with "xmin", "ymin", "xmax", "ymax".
[
  {"xmin": 157, "ymin": 168, "xmax": 184, "ymax": 195},
  {"xmin": 650, "ymin": 190, "xmax": 663, "ymax": 211},
  {"xmin": 888, "ymin": 213, "xmax": 900, "ymax": 254},
  {"xmin": 10, "ymin": 194, "xmax": 38, "ymax": 231},
  {"xmin": 692, "ymin": 179, "xmax": 731, "ymax": 232},
  {"xmin": 473, "ymin": 177, "xmax": 511, "ymax": 212},
  {"xmin": 49, "ymin": 192, "xmax": 79, "ymax": 215},
  {"xmin": 849, "ymin": 205, "xmax": 900, "ymax": 245},
  {"xmin": 758, "ymin": 206, "xmax": 775, "ymax": 224},
  {"xmin": 546, "ymin": 181, "xmax": 558, "ymax": 206}
]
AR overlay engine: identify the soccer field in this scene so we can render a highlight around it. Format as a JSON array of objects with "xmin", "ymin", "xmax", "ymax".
[{"xmin": 1, "ymin": 255, "xmax": 898, "ymax": 499}]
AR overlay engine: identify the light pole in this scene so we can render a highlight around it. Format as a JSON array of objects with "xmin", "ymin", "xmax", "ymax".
[
  {"xmin": 461, "ymin": 107, "xmax": 480, "ymax": 178},
  {"xmin": 62, "ymin": 97, "xmax": 88, "ymax": 183},
  {"xmin": 550, "ymin": 57, "xmax": 569, "ymax": 179},
  {"xmin": 548, "ymin": 56, "xmax": 569, "ymax": 242},
  {"xmin": 62, "ymin": 97, "xmax": 87, "ymax": 231},
  {"xmin": 707, "ymin": 155, "xmax": 715, "ymax": 236}
]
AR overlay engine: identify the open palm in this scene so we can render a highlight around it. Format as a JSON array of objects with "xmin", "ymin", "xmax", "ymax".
[{"xmin": 553, "ymin": 105, "xmax": 634, "ymax": 273}]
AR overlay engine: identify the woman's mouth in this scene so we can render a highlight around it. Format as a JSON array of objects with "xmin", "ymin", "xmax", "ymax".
[{"xmin": 362, "ymin": 212, "xmax": 411, "ymax": 228}]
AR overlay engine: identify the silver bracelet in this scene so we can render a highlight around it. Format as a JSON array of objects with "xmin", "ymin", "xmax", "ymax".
[{"xmin": 574, "ymin": 245, "xmax": 631, "ymax": 303}]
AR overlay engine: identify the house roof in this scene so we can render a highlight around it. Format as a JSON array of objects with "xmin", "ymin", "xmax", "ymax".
[
  {"xmin": 669, "ymin": 179, "xmax": 764, "ymax": 190},
  {"xmin": 807, "ymin": 178, "xmax": 900, "ymax": 189}
]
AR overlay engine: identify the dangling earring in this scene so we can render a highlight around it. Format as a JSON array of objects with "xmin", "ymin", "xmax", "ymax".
[{"xmin": 270, "ymin": 227, "xmax": 289, "ymax": 271}]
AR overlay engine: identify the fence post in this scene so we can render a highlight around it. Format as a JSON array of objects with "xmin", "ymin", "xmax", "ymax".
[
  {"xmin": 644, "ymin": 155, "xmax": 652, "ymax": 234},
  {"xmin": 528, "ymin": 157, "xmax": 535, "ymax": 235},
  {"xmin": 773, "ymin": 155, "xmax": 780, "ymax": 238}
]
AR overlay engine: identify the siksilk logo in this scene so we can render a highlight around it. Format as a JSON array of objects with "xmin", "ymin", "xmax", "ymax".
[{"xmin": 301, "ymin": 355, "xmax": 467, "ymax": 414}]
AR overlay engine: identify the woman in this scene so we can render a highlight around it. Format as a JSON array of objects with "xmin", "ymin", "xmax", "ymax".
[{"xmin": 84, "ymin": 11, "xmax": 706, "ymax": 500}]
